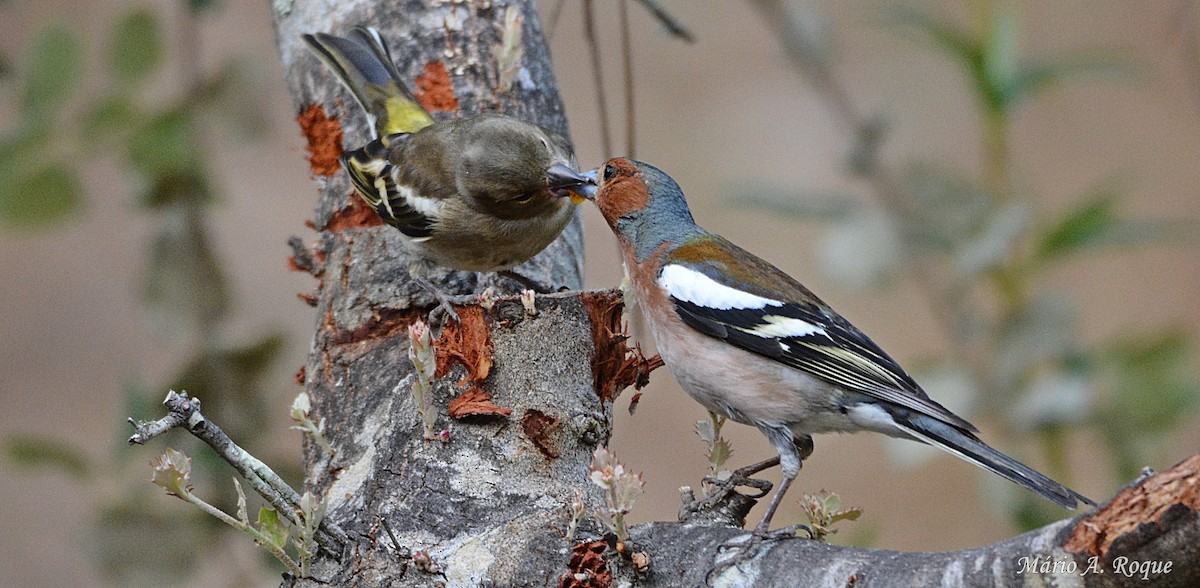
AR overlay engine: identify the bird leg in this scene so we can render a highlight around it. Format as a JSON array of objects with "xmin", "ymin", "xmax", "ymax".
[
  {"xmin": 415, "ymin": 275, "xmax": 461, "ymax": 324},
  {"xmin": 752, "ymin": 473, "xmax": 795, "ymax": 537},
  {"xmin": 681, "ymin": 433, "xmax": 813, "ymax": 522},
  {"xmin": 706, "ymin": 471, "xmax": 812, "ymax": 583}
]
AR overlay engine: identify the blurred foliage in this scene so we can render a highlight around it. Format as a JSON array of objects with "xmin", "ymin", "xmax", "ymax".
[
  {"xmin": 1, "ymin": 1, "xmax": 285, "ymax": 585},
  {"xmin": 739, "ymin": 1, "xmax": 1198, "ymax": 533},
  {"xmin": 5, "ymin": 435, "xmax": 91, "ymax": 479}
]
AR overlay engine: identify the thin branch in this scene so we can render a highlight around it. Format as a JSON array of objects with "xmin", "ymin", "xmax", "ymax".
[
  {"xmin": 638, "ymin": 453, "xmax": 1200, "ymax": 586},
  {"xmin": 619, "ymin": 0, "xmax": 636, "ymax": 158},
  {"xmin": 583, "ymin": 0, "xmax": 613, "ymax": 157},
  {"xmin": 544, "ymin": 0, "xmax": 568, "ymax": 43},
  {"xmin": 128, "ymin": 390, "xmax": 348, "ymax": 553},
  {"xmin": 633, "ymin": 0, "xmax": 695, "ymax": 43},
  {"xmin": 1174, "ymin": 0, "xmax": 1200, "ymax": 115}
]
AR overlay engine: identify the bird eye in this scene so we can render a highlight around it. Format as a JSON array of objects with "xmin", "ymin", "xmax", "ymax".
[
  {"xmin": 513, "ymin": 192, "xmax": 534, "ymax": 203},
  {"xmin": 602, "ymin": 164, "xmax": 617, "ymax": 182}
]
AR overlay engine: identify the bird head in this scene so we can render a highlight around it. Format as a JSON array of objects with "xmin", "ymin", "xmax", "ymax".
[
  {"xmin": 457, "ymin": 116, "xmax": 595, "ymax": 220},
  {"xmin": 588, "ymin": 158, "xmax": 698, "ymax": 261}
]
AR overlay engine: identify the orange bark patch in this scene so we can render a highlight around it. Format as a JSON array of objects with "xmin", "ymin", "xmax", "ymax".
[
  {"xmin": 448, "ymin": 387, "xmax": 512, "ymax": 419},
  {"xmin": 297, "ymin": 104, "xmax": 344, "ymax": 176},
  {"xmin": 434, "ymin": 306, "xmax": 493, "ymax": 385},
  {"xmin": 415, "ymin": 61, "xmax": 460, "ymax": 112},
  {"xmin": 581, "ymin": 291, "xmax": 664, "ymax": 405},
  {"xmin": 297, "ymin": 291, "xmax": 319, "ymax": 307},
  {"xmin": 521, "ymin": 409, "xmax": 560, "ymax": 459},
  {"xmin": 559, "ymin": 540, "xmax": 611, "ymax": 588},
  {"xmin": 330, "ymin": 307, "xmax": 424, "ymax": 346},
  {"xmin": 322, "ymin": 194, "xmax": 386, "ymax": 232},
  {"xmin": 1063, "ymin": 453, "xmax": 1200, "ymax": 559},
  {"xmin": 293, "ymin": 365, "xmax": 306, "ymax": 386}
]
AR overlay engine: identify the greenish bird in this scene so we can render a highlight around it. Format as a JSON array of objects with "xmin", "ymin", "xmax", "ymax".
[{"xmin": 302, "ymin": 27, "xmax": 593, "ymax": 314}]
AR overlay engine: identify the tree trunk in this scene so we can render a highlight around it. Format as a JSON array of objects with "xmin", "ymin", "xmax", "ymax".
[{"xmin": 270, "ymin": 1, "xmax": 1200, "ymax": 586}]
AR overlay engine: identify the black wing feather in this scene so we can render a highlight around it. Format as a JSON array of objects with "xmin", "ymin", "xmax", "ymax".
[
  {"xmin": 671, "ymin": 296, "xmax": 977, "ymax": 433},
  {"xmin": 340, "ymin": 133, "xmax": 435, "ymax": 239}
]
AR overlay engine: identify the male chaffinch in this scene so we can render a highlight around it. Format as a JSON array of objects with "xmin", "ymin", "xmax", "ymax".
[
  {"xmin": 586, "ymin": 158, "xmax": 1093, "ymax": 536},
  {"xmin": 302, "ymin": 28, "xmax": 593, "ymax": 311}
]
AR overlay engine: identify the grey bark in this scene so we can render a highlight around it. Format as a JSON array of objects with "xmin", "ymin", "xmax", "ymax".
[{"xmin": 270, "ymin": 1, "xmax": 1200, "ymax": 587}]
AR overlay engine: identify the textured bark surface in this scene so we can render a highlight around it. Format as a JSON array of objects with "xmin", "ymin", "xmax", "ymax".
[
  {"xmin": 274, "ymin": 1, "xmax": 599, "ymax": 586},
  {"xmin": 270, "ymin": 1, "xmax": 1199, "ymax": 586}
]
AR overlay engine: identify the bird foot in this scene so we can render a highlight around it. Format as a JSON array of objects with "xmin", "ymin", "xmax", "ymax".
[
  {"xmin": 678, "ymin": 467, "xmax": 773, "ymax": 526},
  {"xmin": 706, "ymin": 525, "xmax": 811, "ymax": 583},
  {"xmin": 415, "ymin": 277, "xmax": 469, "ymax": 327}
]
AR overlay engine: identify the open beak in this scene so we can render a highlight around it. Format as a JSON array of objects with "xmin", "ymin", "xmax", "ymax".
[{"xmin": 546, "ymin": 163, "xmax": 598, "ymax": 204}]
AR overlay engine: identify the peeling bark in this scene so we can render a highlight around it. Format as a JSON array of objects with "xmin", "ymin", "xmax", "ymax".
[{"xmin": 270, "ymin": 1, "xmax": 1199, "ymax": 586}]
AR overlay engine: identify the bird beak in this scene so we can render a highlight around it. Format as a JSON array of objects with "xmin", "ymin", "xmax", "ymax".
[{"xmin": 546, "ymin": 163, "xmax": 597, "ymax": 203}]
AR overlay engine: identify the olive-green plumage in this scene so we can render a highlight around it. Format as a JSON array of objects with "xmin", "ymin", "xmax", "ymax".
[{"xmin": 302, "ymin": 27, "xmax": 593, "ymax": 274}]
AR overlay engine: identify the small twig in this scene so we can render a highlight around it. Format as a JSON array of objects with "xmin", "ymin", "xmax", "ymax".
[
  {"xmin": 619, "ymin": 0, "xmax": 636, "ymax": 158},
  {"xmin": 1175, "ymin": 0, "xmax": 1200, "ymax": 115},
  {"xmin": 381, "ymin": 516, "xmax": 405, "ymax": 557},
  {"xmin": 583, "ymin": 0, "xmax": 613, "ymax": 157},
  {"xmin": 545, "ymin": 0, "xmax": 568, "ymax": 43},
  {"xmin": 128, "ymin": 390, "xmax": 348, "ymax": 553},
  {"xmin": 633, "ymin": 0, "xmax": 695, "ymax": 43}
]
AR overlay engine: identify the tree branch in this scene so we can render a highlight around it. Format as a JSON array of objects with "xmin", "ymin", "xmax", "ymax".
[
  {"xmin": 128, "ymin": 390, "xmax": 348, "ymax": 553},
  {"xmin": 624, "ymin": 454, "xmax": 1199, "ymax": 587}
]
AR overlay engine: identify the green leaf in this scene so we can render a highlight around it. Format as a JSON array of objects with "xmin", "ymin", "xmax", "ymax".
[
  {"xmin": 731, "ymin": 183, "xmax": 859, "ymax": 221},
  {"xmin": 257, "ymin": 506, "xmax": 289, "ymax": 548},
  {"xmin": 111, "ymin": 8, "xmax": 163, "ymax": 82},
  {"xmin": 1035, "ymin": 189, "xmax": 1191, "ymax": 263},
  {"xmin": 0, "ymin": 162, "xmax": 82, "ymax": 227},
  {"xmin": 139, "ymin": 170, "xmax": 213, "ymax": 209},
  {"xmin": 883, "ymin": 7, "xmax": 979, "ymax": 67},
  {"xmin": 150, "ymin": 448, "xmax": 194, "ymax": 498},
  {"xmin": 195, "ymin": 59, "xmax": 272, "ymax": 141},
  {"xmin": 981, "ymin": 3, "xmax": 1021, "ymax": 110},
  {"xmin": 234, "ymin": 478, "xmax": 250, "ymax": 522},
  {"xmin": 188, "ymin": 0, "xmax": 220, "ymax": 13},
  {"xmin": 166, "ymin": 334, "xmax": 285, "ymax": 445},
  {"xmin": 81, "ymin": 94, "xmax": 139, "ymax": 147},
  {"xmin": 1098, "ymin": 330, "xmax": 1198, "ymax": 435},
  {"xmin": 1005, "ymin": 53, "xmax": 1133, "ymax": 110},
  {"xmin": 21, "ymin": 25, "xmax": 82, "ymax": 121},
  {"xmin": 127, "ymin": 109, "xmax": 198, "ymax": 177},
  {"xmin": 4, "ymin": 436, "xmax": 90, "ymax": 478},
  {"xmin": 143, "ymin": 206, "xmax": 230, "ymax": 331}
]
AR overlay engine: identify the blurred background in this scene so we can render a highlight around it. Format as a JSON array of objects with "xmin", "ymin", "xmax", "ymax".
[{"xmin": 2, "ymin": 0, "xmax": 1198, "ymax": 585}]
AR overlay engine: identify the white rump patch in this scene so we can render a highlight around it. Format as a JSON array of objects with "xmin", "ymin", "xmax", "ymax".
[
  {"xmin": 658, "ymin": 264, "xmax": 783, "ymax": 310},
  {"xmin": 846, "ymin": 403, "xmax": 903, "ymax": 435}
]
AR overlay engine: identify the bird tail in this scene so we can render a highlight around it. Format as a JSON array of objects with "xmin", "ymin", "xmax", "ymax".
[
  {"xmin": 302, "ymin": 27, "xmax": 435, "ymax": 137},
  {"xmin": 896, "ymin": 414, "xmax": 1095, "ymax": 509}
]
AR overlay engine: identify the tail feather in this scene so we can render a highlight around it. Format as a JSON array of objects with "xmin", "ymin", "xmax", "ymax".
[
  {"xmin": 302, "ymin": 27, "xmax": 434, "ymax": 137},
  {"xmin": 897, "ymin": 414, "xmax": 1095, "ymax": 509}
]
